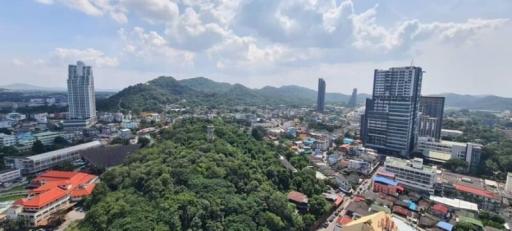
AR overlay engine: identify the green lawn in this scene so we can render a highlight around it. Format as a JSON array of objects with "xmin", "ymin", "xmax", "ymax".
[{"xmin": 0, "ymin": 193, "xmax": 25, "ymax": 202}]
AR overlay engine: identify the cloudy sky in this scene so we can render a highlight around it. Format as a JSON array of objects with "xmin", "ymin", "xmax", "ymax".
[{"xmin": 0, "ymin": 0, "xmax": 511, "ymax": 96}]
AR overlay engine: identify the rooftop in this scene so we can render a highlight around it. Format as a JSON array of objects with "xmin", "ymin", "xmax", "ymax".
[
  {"xmin": 429, "ymin": 196, "xmax": 478, "ymax": 212},
  {"xmin": 24, "ymin": 141, "xmax": 102, "ymax": 162},
  {"xmin": 385, "ymin": 157, "xmax": 436, "ymax": 173},
  {"xmin": 18, "ymin": 170, "xmax": 97, "ymax": 208},
  {"xmin": 287, "ymin": 191, "xmax": 308, "ymax": 204}
]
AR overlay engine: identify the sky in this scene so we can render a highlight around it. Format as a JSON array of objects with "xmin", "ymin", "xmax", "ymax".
[{"xmin": 0, "ymin": 0, "xmax": 511, "ymax": 96}]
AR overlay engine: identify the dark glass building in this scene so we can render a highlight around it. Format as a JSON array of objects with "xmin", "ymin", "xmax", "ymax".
[
  {"xmin": 360, "ymin": 66, "xmax": 423, "ymax": 158},
  {"xmin": 317, "ymin": 78, "xmax": 326, "ymax": 113},
  {"xmin": 348, "ymin": 88, "xmax": 358, "ymax": 108},
  {"xmin": 419, "ymin": 96, "xmax": 445, "ymax": 141}
]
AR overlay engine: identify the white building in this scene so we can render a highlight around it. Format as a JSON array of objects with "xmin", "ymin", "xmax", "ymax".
[
  {"xmin": 33, "ymin": 113, "xmax": 48, "ymax": 124},
  {"xmin": 384, "ymin": 157, "xmax": 437, "ymax": 194},
  {"xmin": 33, "ymin": 131, "xmax": 61, "ymax": 146},
  {"xmin": 119, "ymin": 129, "xmax": 132, "ymax": 140},
  {"xmin": 417, "ymin": 137, "xmax": 482, "ymax": 171},
  {"xmin": 0, "ymin": 133, "xmax": 16, "ymax": 147},
  {"xmin": 0, "ymin": 168, "xmax": 21, "ymax": 184},
  {"xmin": 6, "ymin": 141, "xmax": 102, "ymax": 174},
  {"xmin": 506, "ymin": 172, "xmax": 512, "ymax": 194},
  {"xmin": 121, "ymin": 120, "xmax": 139, "ymax": 129},
  {"xmin": 441, "ymin": 129, "xmax": 463, "ymax": 138},
  {"xmin": 65, "ymin": 61, "xmax": 96, "ymax": 128}
]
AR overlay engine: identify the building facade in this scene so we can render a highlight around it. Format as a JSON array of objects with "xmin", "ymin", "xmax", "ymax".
[
  {"xmin": 348, "ymin": 88, "xmax": 358, "ymax": 108},
  {"xmin": 361, "ymin": 66, "xmax": 423, "ymax": 157},
  {"xmin": 0, "ymin": 168, "xmax": 22, "ymax": 184},
  {"xmin": 66, "ymin": 61, "xmax": 96, "ymax": 128},
  {"xmin": 417, "ymin": 137, "xmax": 482, "ymax": 171},
  {"xmin": 317, "ymin": 78, "xmax": 326, "ymax": 113},
  {"xmin": 506, "ymin": 172, "xmax": 512, "ymax": 193},
  {"xmin": 0, "ymin": 133, "xmax": 16, "ymax": 147},
  {"xmin": 8, "ymin": 170, "xmax": 97, "ymax": 227},
  {"xmin": 384, "ymin": 157, "xmax": 437, "ymax": 194},
  {"xmin": 419, "ymin": 96, "xmax": 445, "ymax": 141},
  {"xmin": 5, "ymin": 141, "xmax": 102, "ymax": 174}
]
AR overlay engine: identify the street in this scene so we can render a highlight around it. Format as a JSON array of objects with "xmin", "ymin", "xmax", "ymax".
[{"xmin": 317, "ymin": 172, "xmax": 376, "ymax": 231}]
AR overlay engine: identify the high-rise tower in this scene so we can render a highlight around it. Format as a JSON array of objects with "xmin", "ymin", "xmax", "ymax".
[
  {"xmin": 65, "ymin": 61, "xmax": 96, "ymax": 128},
  {"xmin": 348, "ymin": 88, "xmax": 358, "ymax": 107},
  {"xmin": 361, "ymin": 66, "xmax": 423, "ymax": 157},
  {"xmin": 317, "ymin": 78, "xmax": 326, "ymax": 113}
]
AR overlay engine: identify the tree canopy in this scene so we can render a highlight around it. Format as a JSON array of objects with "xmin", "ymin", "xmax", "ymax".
[{"xmin": 77, "ymin": 119, "xmax": 329, "ymax": 231}]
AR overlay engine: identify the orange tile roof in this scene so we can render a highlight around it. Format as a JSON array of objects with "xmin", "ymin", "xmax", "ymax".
[
  {"xmin": 453, "ymin": 183, "xmax": 497, "ymax": 200},
  {"xmin": 20, "ymin": 170, "xmax": 97, "ymax": 208},
  {"xmin": 20, "ymin": 187, "xmax": 68, "ymax": 208}
]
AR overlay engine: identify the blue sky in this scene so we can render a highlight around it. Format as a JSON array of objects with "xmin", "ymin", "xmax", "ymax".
[{"xmin": 1, "ymin": 0, "xmax": 511, "ymax": 96}]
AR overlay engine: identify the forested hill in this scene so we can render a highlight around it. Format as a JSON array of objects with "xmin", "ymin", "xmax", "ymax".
[
  {"xmin": 76, "ymin": 119, "xmax": 329, "ymax": 231},
  {"xmin": 97, "ymin": 76, "xmax": 368, "ymax": 112}
]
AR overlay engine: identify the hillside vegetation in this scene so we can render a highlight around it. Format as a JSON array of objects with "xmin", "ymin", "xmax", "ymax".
[
  {"xmin": 76, "ymin": 119, "xmax": 330, "ymax": 231},
  {"xmin": 97, "ymin": 76, "xmax": 364, "ymax": 112}
]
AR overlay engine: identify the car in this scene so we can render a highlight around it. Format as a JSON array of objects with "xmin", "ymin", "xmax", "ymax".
[
  {"xmin": 328, "ymin": 215, "xmax": 335, "ymax": 222},
  {"xmin": 322, "ymin": 222, "xmax": 329, "ymax": 228}
]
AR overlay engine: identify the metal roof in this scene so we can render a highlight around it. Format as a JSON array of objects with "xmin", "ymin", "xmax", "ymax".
[{"xmin": 25, "ymin": 141, "xmax": 102, "ymax": 162}]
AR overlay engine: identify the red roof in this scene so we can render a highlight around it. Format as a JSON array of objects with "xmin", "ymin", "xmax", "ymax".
[
  {"xmin": 288, "ymin": 191, "xmax": 308, "ymax": 204},
  {"xmin": 337, "ymin": 216, "xmax": 352, "ymax": 225},
  {"xmin": 431, "ymin": 203, "xmax": 448, "ymax": 214},
  {"xmin": 453, "ymin": 183, "xmax": 497, "ymax": 200},
  {"xmin": 19, "ymin": 187, "xmax": 68, "ymax": 208},
  {"xmin": 19, "ymin": 170, "xmax": 97, "ymax": 208}
]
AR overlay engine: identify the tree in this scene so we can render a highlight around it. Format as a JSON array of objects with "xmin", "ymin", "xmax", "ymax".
[
  {"xmin": 309, "ymin": 195, "xmax": 329, "ymax": 218},
  {"xmin": 138, "ymin": 136, "xmax": 151, "ymax": 148},
  {"xmin": 53, "ymin": 161, "xmax": 75, "ymax": 171},
  {"xmin": 54, "ymin": 136, "xmax": 69, "ymax": 145},
  {"xmin": 251, "ymin": 126, "xmax": 266, "ymax": 141},
  {"xmin": 32, "ymin": 140, "xmax": 46, "ymax": 154},
  {"xmin": 443, "ymin": 159, "xmax": 468, "ymax": 173}
]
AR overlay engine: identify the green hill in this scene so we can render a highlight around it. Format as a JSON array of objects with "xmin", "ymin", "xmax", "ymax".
[
  {"xmin": 98, "ymin": 76, "xmax": 362, "ymax": 112},
  {"xmin": 76, "ymin": 119, "xmax": 328, "ymax": 230}
]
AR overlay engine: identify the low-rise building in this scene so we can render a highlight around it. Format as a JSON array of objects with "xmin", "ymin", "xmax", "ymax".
[
  {"xmin": 506, "ymin": 172, "xmax": 512, "ymax": 194},
  {"xmin": 437, "ymin": 171, "xmax": 501, "ymax": 211},
  {"xmin": 441, "ymin": 129, "xmax": 463, "ymax": 138},
  {"xmin": 288, "ymin": 191, "xmax": 309, "ymax": 212},
  {"xmin": 384, "ymin": 157, "xmax": 437, "ymax": 194},
  {"xmin": 33, "ymin": 131, "xmax": 62, "ymax": 146},
  {"xmin": 8, "ymin": 170, "xmax": 97, "ymax": 227},
  {"xmin": 417, "ymin": 137, "xmax": 482, "ymax": 171},
  {"xmin": 0, "ymin": 168, "xmax": 21, "ymax": 184},
  {"xmin": 0, "ymin": 133, "xmax": 16, "ymax": 147},
  {"xmin": 5, "ymin": 141, "xmax": 102, "ymax": 174}
]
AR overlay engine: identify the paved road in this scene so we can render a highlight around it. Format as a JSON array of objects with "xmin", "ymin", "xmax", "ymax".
[
  {"xmin": 56, "ymin": 209, "xmax": 86, "ymax": 231},
  {"xmin": 317, "ymin": 174, "xmax": 375, "ymax": 231}
]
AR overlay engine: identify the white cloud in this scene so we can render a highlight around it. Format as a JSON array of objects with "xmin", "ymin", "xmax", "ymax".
[
  {"xmin": 11, "ymin": 58, "xmax": 25, "ymax": 66},
  {"xmin": 27, "ymin": 0, "xmax": 512, "ymax": 95},
  {"xmin": 52, "ymin": 48, "xmax": 119, "ymax": 67},
  {"xmin": 118, "ymin": 27, "xmax": 195, "ymax": 66}
]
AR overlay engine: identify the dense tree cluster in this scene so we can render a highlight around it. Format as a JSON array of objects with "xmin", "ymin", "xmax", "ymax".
[
  {"xmin": 443, "ymin": 110, "xmax": 512, "ymax": 179},
  {"xmin": 76, "ymin": 119, "xmax": 329, "ymax": 231}
]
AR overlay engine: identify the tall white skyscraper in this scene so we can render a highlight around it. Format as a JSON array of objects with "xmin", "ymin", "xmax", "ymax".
[{"xmin": 65, "ymin": 61, "xmax": 96, "ymax": 128}]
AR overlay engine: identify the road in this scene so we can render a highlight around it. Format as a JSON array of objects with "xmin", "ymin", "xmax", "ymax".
[
  {"xmin": 56, "ymin": 209, "xmax": 86, "ymax": 231},
  {"xmin": 317, "ymin": 173, "xmax": 376, "ymax": 231}
]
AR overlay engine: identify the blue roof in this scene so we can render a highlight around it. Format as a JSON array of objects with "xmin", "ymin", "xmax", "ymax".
[
  {"xmin": 343, "ymin": 138, "xmax": 354, "ymax": 144},
  {"xmin": 436, "ymin": 221, "xmax": 453, "ymax": 231},
  {"xmin": 373, "ymin": 176, "xmax": 398, "ymax": 186},
  {"xmin": 403, "ymin": 200, "xmax": 417, "ymax": 211}
]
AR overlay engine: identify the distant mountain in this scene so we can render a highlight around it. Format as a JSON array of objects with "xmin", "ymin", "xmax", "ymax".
[
  {"xmin": 98, "ymin": 76, "xmax": 365, "ymax": 112},
  {"xmin": 97, "ymin": 76, "xmax": 512, "ymax": 112},
  {"xmin": 429, "ymin": 93, "xmax": 512, "ymax": 111},
  {"xmin": 0, "ymin": 83, "xmax": 65, "ymax": 92},
  {"xmin": 0, "ymin": 83, "xmax": 118, "ymax": 92}
]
